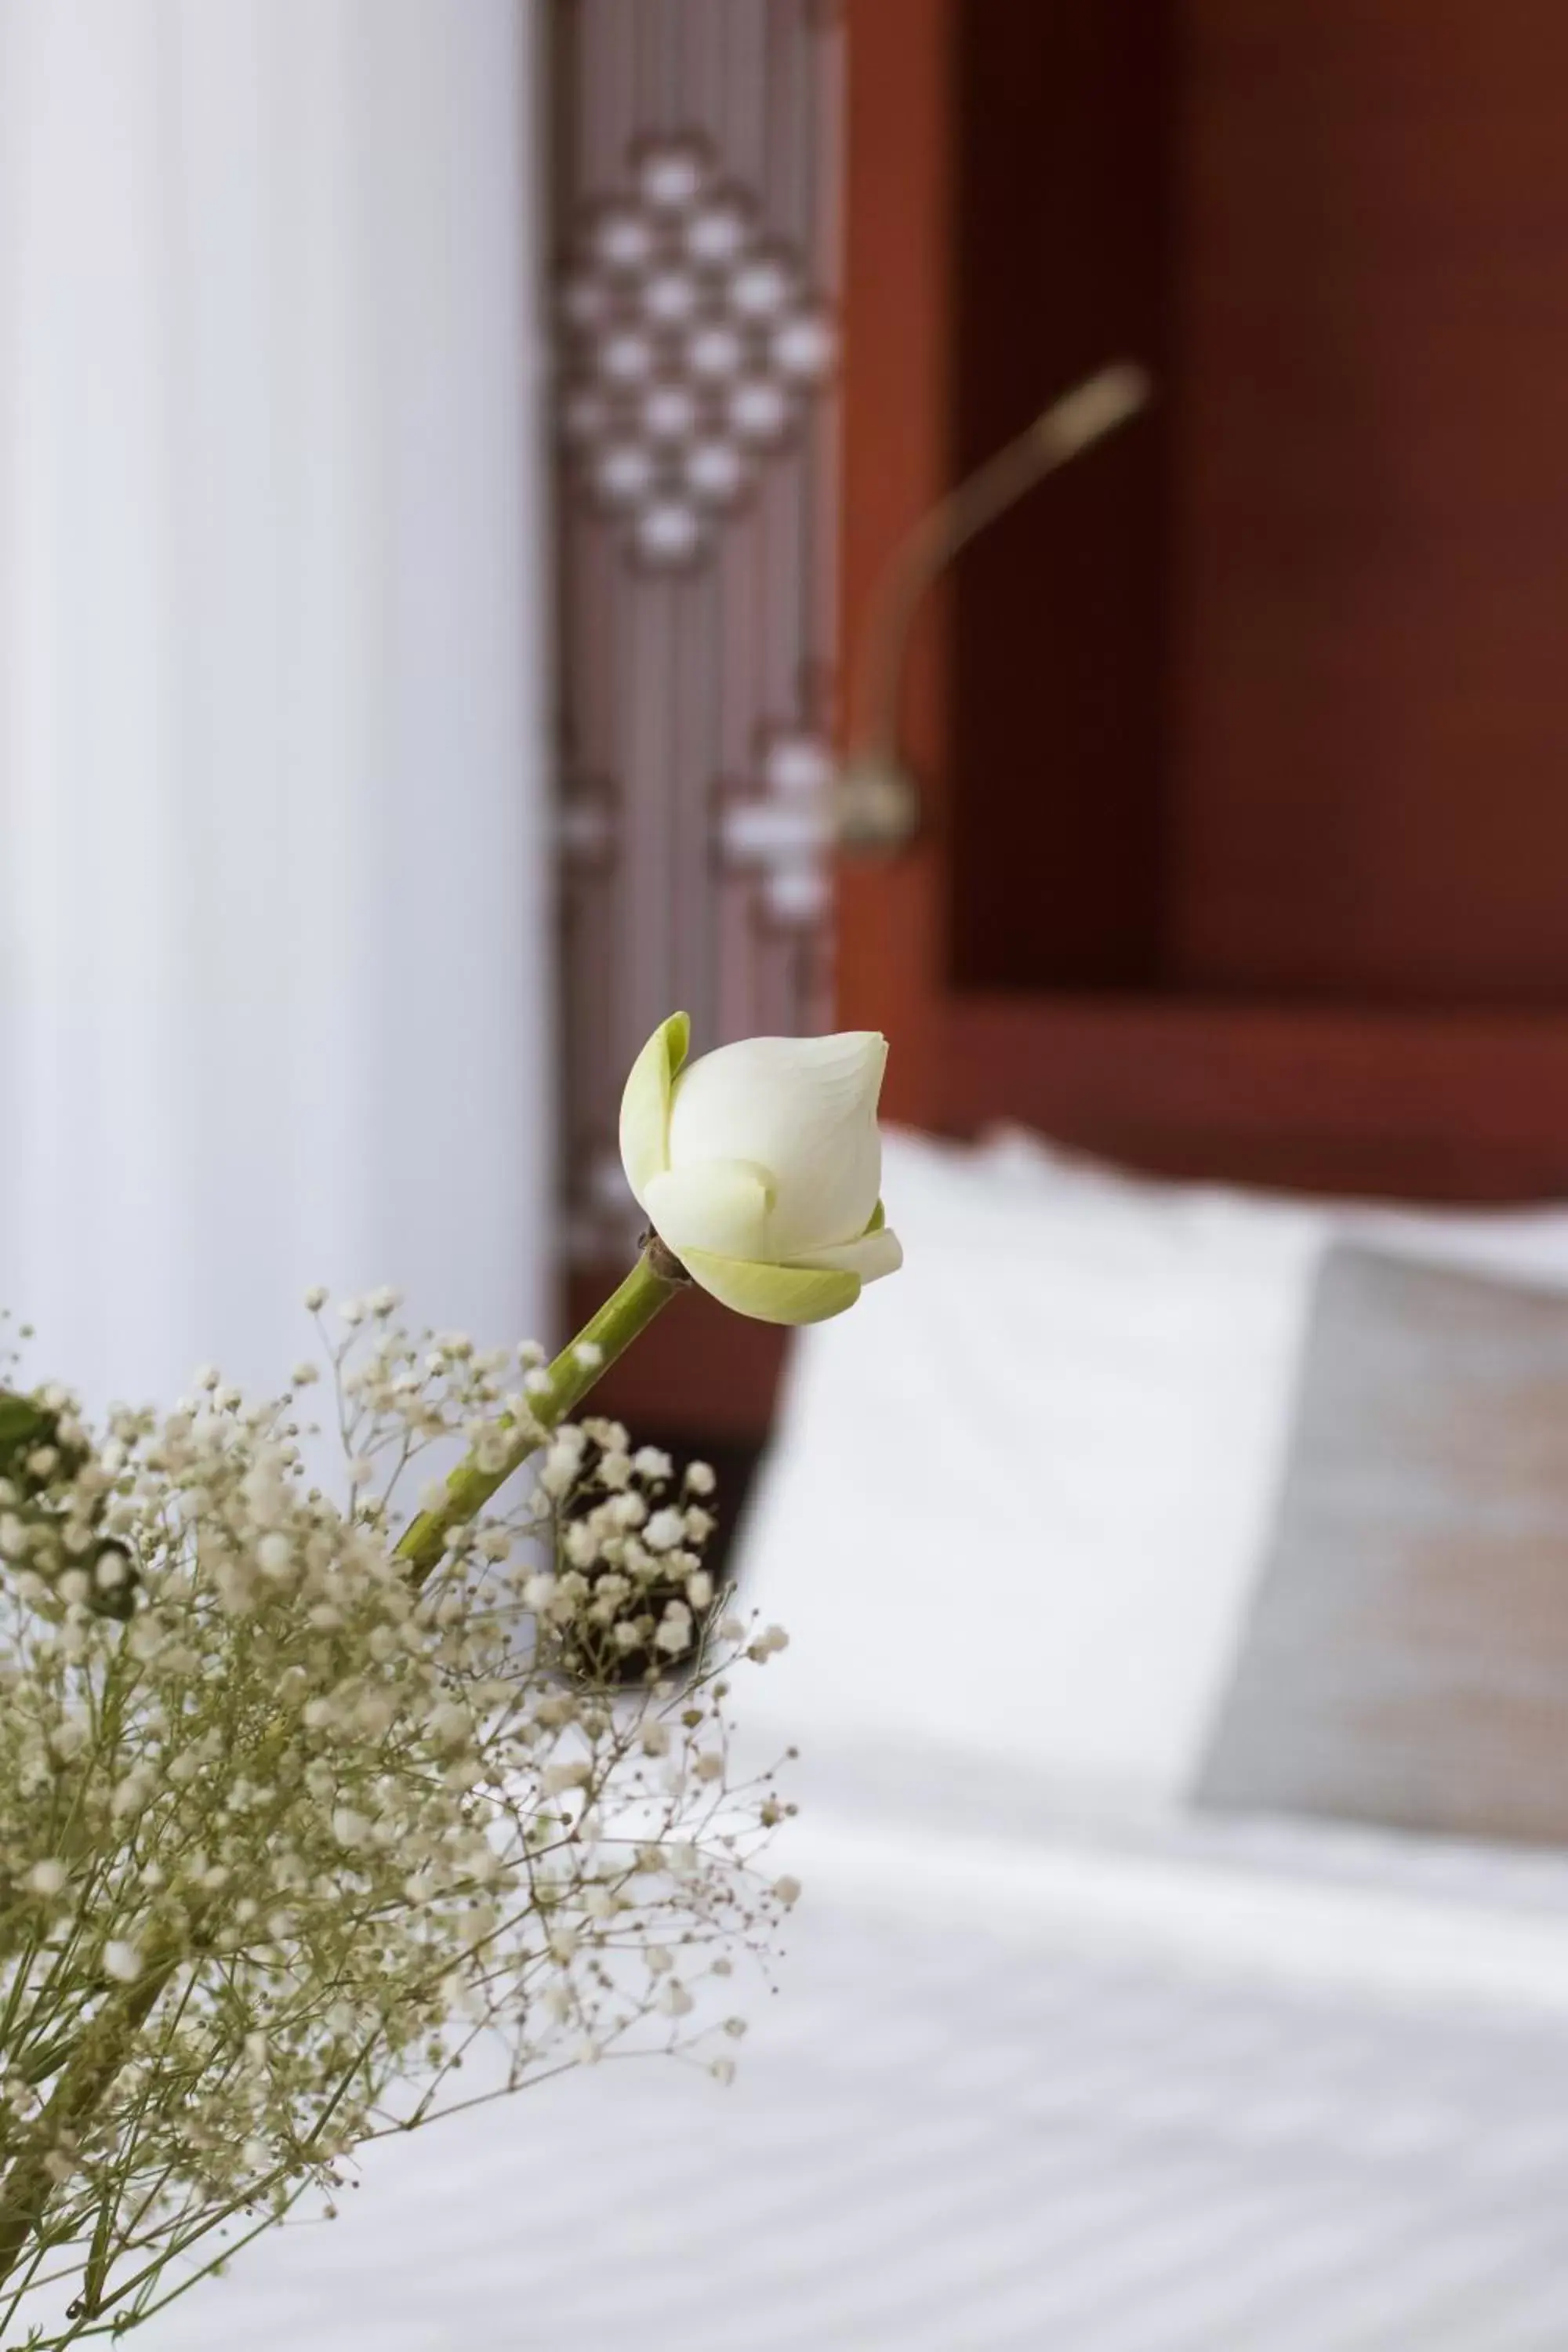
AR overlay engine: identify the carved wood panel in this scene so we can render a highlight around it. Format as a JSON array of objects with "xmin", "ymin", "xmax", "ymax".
[{"xmin": 550, "ymin": 0, "xmax": 843, "ymax": 1262}]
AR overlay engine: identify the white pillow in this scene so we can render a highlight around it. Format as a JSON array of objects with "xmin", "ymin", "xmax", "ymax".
[
  {"xmin": 734, "ymin": 1127, "xmax": 1568, "ymax": 1808},
  {"xmin": 735, "ymin": 1130, "xmax": 1316, "ymax": 1803},
  {"xmin": 978, "ymin": 1123, "xmax": 1568, "ymax": 1287}
]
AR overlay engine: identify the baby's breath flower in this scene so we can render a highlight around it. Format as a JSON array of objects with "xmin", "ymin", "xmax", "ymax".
[{"xmin": 0, "ymin": 1307, "xmax": 791, "ymax": 2345}]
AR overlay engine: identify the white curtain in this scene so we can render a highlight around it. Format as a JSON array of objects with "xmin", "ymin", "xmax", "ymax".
[{"xmin": 0, "ymin": 0, "xmax": 551, "ymax": 1413}]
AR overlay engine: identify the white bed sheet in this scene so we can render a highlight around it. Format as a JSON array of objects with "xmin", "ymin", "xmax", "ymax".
[{"xmin": 120, "ymin": 1759, "xmax": 1568, "ymax": 2352}]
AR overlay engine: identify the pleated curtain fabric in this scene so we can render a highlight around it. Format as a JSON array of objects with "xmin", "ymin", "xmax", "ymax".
[{"xmin": 0, "ymin": 0, "xmax": 552, "ymax": 1410}]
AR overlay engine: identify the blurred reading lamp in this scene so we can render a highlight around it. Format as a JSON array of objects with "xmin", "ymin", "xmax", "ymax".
[{"xmin": 835, "ymin": 359, "xmax": 1153, "ymax": 854}]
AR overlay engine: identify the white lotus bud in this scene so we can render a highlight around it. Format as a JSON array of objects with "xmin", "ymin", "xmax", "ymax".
[{"xmin": 618, "ymin": 1014, "xmax": 903, "ymax": 1324}]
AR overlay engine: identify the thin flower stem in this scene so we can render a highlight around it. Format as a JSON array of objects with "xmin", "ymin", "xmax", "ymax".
[
  {"xmin": 0, "ymin": 1927, "xmax": 186, "ymax": 2294},
  {"xmin": 394, "ymin": 1241, "xmax": 688, "ymax": 1586},
  {"xmin": 0, "ymin": 1232, "xmax": 772, "ymax": 2339}
]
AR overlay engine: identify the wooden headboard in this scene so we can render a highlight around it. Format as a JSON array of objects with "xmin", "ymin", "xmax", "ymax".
[
  {"xmin": 837, "ymin": 0, "xmax": 1568, "ymax": 1207},
  {"xmin": 582, "ymin": 0, "xmax": 1568, "ymax": 1444},
  {"xmin": 938, "ymin": 1001, "xmax": 1568, "ymax": 1207}
]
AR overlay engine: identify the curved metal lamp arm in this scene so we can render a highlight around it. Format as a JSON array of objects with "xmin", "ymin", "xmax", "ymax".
[{"xmin": 837, "ymin": 359, "xmax": 1153, "ymax": 854}]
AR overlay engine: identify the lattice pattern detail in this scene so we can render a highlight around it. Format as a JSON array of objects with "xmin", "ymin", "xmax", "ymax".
[{"xmin": 557, "ymin": 136, "xmax": 835, "ymax": 569}]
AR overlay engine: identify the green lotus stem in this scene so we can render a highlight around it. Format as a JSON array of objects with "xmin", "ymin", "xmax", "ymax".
[{"xmin": 394, "ymin": 1240, "xmax": 689, "ymax": 1586}]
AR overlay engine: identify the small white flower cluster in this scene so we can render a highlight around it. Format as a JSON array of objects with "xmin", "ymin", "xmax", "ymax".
[
  {"xmin": 534, "ymin": 1421, "xmax": 730, "ymax": 1687},
  {"xmin": 0, "ymin": 1303, "xmax": 793, "ymax": 2344}
]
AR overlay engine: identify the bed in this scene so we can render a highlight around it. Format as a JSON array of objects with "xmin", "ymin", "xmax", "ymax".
[
  {"xmin": 132, "ymin": 1748, "xmax": 1568, "ymax": 2351},
  {"xmin": 121, "ymin": 1120, "xmax": 1568, "ymax": 2352}
]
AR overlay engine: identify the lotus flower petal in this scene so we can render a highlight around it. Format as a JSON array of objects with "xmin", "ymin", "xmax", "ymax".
[
  {"xmin": 785, "ymin": 1224, "xmax": 903, "ymax": 1283},
  {"xmin": 666, "ymin": 1031, "xmax": 886, "ymax": 1255},
  {"xmin": 677, "ymin": 1249, "xmax": 860, "ymax": 1327},
  {"xmin": 619, "ymin": 1011, "xmax": 690, "ymax": 1206},
  {"xmin": 642, "ymin": 1160, "xmax": 773, "ymax": 1263}
]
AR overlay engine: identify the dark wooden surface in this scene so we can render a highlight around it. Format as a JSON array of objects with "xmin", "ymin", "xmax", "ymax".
[
  {"xmin": 942, "ymin": 997, "xmax": 1568, "ymax": 1205},
  {"xmin": 837, "ymin": 0, "xmax": 1568, "ymax": 1201},
  {"xmin": 949, "ymin": 0, "xmax": 1171, "ymax": 993},
  {"xmin": 834, "ymin": 0, "xmax": 956, "ymax": 1133},
  {"xmin": 1168, "ymin": 2, "xmax": 1568, "ymax": 1003}
]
